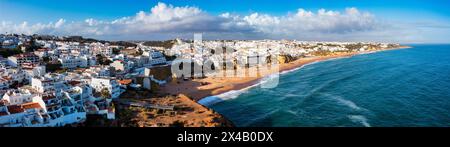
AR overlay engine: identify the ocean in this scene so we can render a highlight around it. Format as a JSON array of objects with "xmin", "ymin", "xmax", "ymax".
[{"xmin": 203, "ymin": 44, "xmax": 450, "ymax": 127}]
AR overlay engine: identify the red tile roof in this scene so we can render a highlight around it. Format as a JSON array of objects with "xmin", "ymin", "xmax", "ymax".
[
  {"xmin": 0, "ymin": 111, "xmax": 8, "ymax": 116},
  {"xmin": 21, "ymin": 102, "xmax": 42, "ymax": 110},
  {"xmin": 7, "ymin": 105, "xmax": 25, "ymax": 114},
  {"xmin": 118, "ymin": 79, "xmax": 132, "ymax": 85},
  {"xmin": 2, "ymin": 76, "xmax": 12, "ymax": 81},
  {"xmin": 68, "ymin": 80, "xmax": 81, "ymax": 86},
  {"xmin": 42, "ymin": 95, "xmax": 56, "ymax": 101},
  {"xmin": 37, "ymin": 48, "xmax": 49, "ymax": 51},
  {"xmin": 14, "ymin": 52, "xmax": 38, "ymax": 58}
]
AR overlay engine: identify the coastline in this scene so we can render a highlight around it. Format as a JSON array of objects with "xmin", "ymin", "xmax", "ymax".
[
  {"xmin": 115, "ymin": 45, "xmax": 411, "ymax": 127},
  {"xmin": 197, "ymin": 53, "xmax": 357, "ymax": 106},
  {"xmin": 197, "ymin": 46, "xmax": 413, "ymax": 106},
  {"xmin": 160, "ymin": 45, "xmax": 411, "ymax": 104}
]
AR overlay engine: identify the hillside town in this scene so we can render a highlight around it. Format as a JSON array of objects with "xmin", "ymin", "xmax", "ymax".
[{"xmin": 0, "ymin": 33, "xmax": 402, "ymax": 127}]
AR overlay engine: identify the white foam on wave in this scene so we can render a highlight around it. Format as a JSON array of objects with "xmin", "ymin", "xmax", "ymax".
[
  {"xmin": 199, "ymin": 64, "xmax": 309, "ymax": 106},
  {"xmin": 198, "ymin": 84, "xmax": 258, "ymax": 106},
  {"xmin": 322, "ymin": 93, "xmax": 363, "ymax": 111},
  {"xmin": 358, "ymin": 51, "xmax": 377, "ymax": 55},
  {"xmin": 259, "ymin": 74, "xmax": 280, "ymax": 89},
  {"xmin": 198, "ymin": 90, "xmax": 242, "ymax": 106},
  {"xmin": 243, "ymin": 108, "xmax": 281, "ymax": 126},
  {"xmin": 348, "ymin": 115, "xmax": 371, "ymax": 127},
  {"xmin": 197, "ymin": 96, "xmax": 223, "ymax": 106},
  {"xmin": 199, "ymin": 56, "xmax": 355, "ymax": 106},
  {"xmin": 335, "ymin": 96, "xmax": 362, "ymax": 111},
  {"xmin": 279, "ymin": 61, "xmax": 318, "ymax": 75},
  {"xmin": 285, "ymin": 109, "xmax": 301, "ymax": 117}
]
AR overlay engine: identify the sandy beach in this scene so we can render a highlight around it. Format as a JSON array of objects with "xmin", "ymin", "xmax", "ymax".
[{"xmin": 159, "ymin": 46, "xmax": 411, "ymax": 102}]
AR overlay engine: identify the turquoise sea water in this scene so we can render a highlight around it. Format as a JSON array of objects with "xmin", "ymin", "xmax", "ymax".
[{"xmin": 206, "ymin": 44, "xmax": 450, "ymax": 127}]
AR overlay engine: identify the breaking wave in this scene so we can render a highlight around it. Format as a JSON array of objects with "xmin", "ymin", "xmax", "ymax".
[{"xmin": 348, "ymin": 115, "xmax": 371, "ymax": 127}]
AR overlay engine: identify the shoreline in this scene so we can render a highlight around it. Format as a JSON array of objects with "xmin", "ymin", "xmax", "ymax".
[
  {"xmin": 197, "ymin": 54, "xmax": 355, "ymax": 106},
  {"xmin": 160, "ymin": 46, "xmax": 411, "ymax": 104},
  {"xmin": 198, "ymin": 45, "xmax": 412, "ymax": 106},
  {"xmin": 156, "ymin": 45, "xmax": 411, "ymax": 126}
]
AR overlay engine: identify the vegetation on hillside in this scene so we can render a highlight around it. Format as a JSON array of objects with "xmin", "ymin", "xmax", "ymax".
[
  {"xmin": 109, "ymin": 41, "xmax": 137, "ymax": 48},
  {"xmin": 45, "ymin": 62, "xmax": 63, "ymax": 73},
  {"xmin": 0, "ymin": 48, "xmax": 23, "ymax": 58},
  {"xmin": 142, "ymin": 40, "xmax": 175, "ymax": 49},
  {"xmin": 111, "ymin": 47, "xmax": 121, "ymax": 55},
  {"xmin": 96, "ymin": 54, "xmax": 112, "ymax": 65}
]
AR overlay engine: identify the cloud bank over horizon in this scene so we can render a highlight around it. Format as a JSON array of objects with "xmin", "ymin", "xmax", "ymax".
[{"xmin": 1, "ymin": 2, "xmax": 448, "ymax": 43}]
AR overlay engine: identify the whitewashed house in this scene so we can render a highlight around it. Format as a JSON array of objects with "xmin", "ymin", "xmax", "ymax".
[
  {"xmin": 7, "ymin": 53, "xmax": 40, "ymax": 67},
  {"xmin": 90, "ymin": 77, "xmax": 124, "ymax": 99},
  {"xmin": 58, "ymin": 55, "xmax": 89, "ymax": 69}
]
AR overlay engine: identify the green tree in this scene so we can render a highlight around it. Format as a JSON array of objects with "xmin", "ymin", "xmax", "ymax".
[
  {"xmin": 100, "ymin": 88, "xmax": 111, "ymax": 99},
  {"xmin": 24, "ymin": 39, "xmax": 42, "ymax": 52},
  {"xmin": 96, "ymin": 54, "xmax": 113, "ymax": 65},
  {"xmin": 0, "ymin": 48, "xmax": 22, "ymax": 58},
  {"xmin": 112, "ymin": 47, "xmax": 121, "ymax": 55},
  {"xmin": 45, "ymin": 62, "xmax": 62, "ymax": 73},
  {"xmin": 42, "ymin": 57, "xmax": 50, "ymax": 62}
]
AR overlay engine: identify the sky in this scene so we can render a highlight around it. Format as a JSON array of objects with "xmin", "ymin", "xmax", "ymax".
[{"xmin": 1, "ymin": 0, "xmax": 450, "ymax": 43}]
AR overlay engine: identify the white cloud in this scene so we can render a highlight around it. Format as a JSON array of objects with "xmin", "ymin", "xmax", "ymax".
[
  {"xmin": 54, "ymin": 19, "xmax": 65, "ymax": 28},
  {"xmin": 0, "ymin": 20, "xmax": 63, "ymax": 35},
  {"xmin": 234, "ymin": 7, "xmax": 377, "ymax": 36},
  {"xmin": 3, "ymin": 2, "xmax": 433, "ymax": 42}
]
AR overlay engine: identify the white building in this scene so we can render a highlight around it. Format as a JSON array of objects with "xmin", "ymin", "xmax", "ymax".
[
  {"xmin": 84, "ymin": 66, "xmax": 112, "ymax": 77},
  {"xmin": 91, "ymin": 43, "xmax": 112, "ymax": 56},
  {"xmin": 22, "ymin": 65, "xmax": 46, "ymax": 83},
  {"xmin": 110, "ymin": 60, "xmax": 134, "ymax": 75},
  {"xmin": 58, "ymin": 55, "xmax": 88, "ymax": 69},
  {"xmin": 0, "ymin": 88, "xmax": 87, "ymax": 127},
  {"xmin": 0, "ymin": 89, "xmax": 47, "ymax": 127},
  {"xmin": 149, "ymin": 51, "xmax": 167, "ymax": 65},
  {"xmin": 34, "ymin": 49, "xmax": 51, "ymax": 58},
  {"xmin": 90, "ymin": 77, "xmax": 124, "ymax": 99},
  {"xmin": 0, "ymin": 78, "xmax": 9, "ymax": 90},
  {"xmin": 143, "ymin": 51, "xmax": 167, "ymax": 66},
  {"xmin": 0, "ymin": 68, "xmax": 28, "ymax": 85},
  {"xmin": 31, "ymin": 73, "xmax": 66, "ymax": 93},
  {"xmin": 7, "ymin": 53, "xmax": 40, "ymax": 67}
]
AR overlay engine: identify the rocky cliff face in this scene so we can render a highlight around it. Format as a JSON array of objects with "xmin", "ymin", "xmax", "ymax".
[
  {"xmin": 113, "ymin": 93, "xmax": 234, "ymax": 127},
  {"xmin": 277, "ymin": 54, "xmax": 297, "ymax": 64}
]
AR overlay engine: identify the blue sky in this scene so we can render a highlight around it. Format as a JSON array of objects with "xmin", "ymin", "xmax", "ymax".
[
  {"xmin": 2, "ymin": 0, "xmax": 450, "ymax": 22},
  {"xmin": 1, "ymin": 0, "xmax": 450, "ymax": 43}
]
